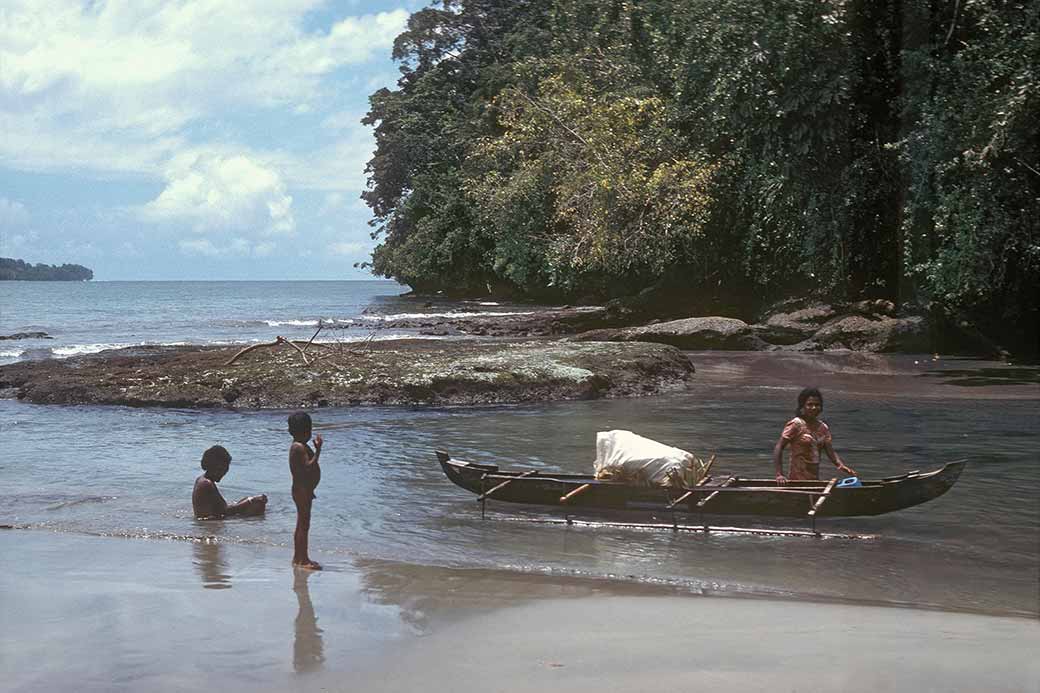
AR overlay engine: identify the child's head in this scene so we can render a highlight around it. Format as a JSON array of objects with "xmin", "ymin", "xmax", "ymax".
[
  {"xmin": 288, "ymin": 411, "xmax": 313, "ymax": 442},
  {"xmin": 201, "ymin": 445, "xmax": 231, "ymax": 480}
]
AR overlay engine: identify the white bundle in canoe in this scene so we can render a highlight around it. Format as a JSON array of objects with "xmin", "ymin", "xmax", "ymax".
[{"xmin": 593, "ymin": 430, "xmax": 713, "ymax": 488}]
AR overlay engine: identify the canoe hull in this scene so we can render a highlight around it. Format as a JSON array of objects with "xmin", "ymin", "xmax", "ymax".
[{"xmin": 437, "ymin": 452, "xmax": 965, "ymax": 518}]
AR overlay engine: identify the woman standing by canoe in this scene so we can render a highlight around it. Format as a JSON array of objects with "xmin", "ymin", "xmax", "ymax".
[{"xmin": 773, "ymin": 388, "xmax": 856, "ymax": 485}]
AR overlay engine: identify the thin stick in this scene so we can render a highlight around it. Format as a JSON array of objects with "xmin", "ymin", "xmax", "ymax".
[
  {"xmin": 224, "ymin": 339, "xmax": 283, "ymax": 366},
  {"xmin": 477, "ymin": 470, "xmax": 538, "ymax": 502},
  {"xmin": 559, "ymin": 483, "xmax": 592, "ymax": 504},
  {"xmin": 282, "ymin": 337, "xmax": 311, "ymax": 366},
  {"xmin": 808, "ymin": 478, "xmax": 839, "ymax": 517},
  {"xmin": 301, "ymin": 320, "xmax": 324, "ymax": 353},
  {"xmin": 697, "ymin": 476, "xmax": 737, "ymax": 508}
]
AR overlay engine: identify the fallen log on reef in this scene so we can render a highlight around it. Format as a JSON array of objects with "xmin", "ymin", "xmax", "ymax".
[{"xmin": 0, "ymin": 339, "xmax": 695, "ymax": 409}]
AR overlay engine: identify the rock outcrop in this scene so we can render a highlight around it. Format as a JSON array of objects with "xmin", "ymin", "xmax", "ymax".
[{"xmin": 0, "ymin": 340, "xmax": 695, "ymax": 409}]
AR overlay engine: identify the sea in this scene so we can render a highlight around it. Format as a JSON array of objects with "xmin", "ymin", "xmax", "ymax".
[{"xmin": 1, "ymin": 280, "xmax": 1038, "ymax": 618}]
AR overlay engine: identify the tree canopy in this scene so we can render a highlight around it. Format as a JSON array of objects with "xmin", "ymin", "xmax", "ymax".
[
  {"xmin": 0, "ymin": 258, "xmax": 93, "ymax": 281},
  {"xmin": 362, "ymin": 0, "xmax": 1039, "ymax": 352}
]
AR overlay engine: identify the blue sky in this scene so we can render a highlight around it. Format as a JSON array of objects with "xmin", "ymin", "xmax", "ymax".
[{"xmin": 0, "ymin": 0, "xmax": 427, "ymax": 280}]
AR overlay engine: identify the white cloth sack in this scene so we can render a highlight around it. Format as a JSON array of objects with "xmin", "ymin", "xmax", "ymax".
[{"xmin": 593, "ymin": 430, "xmax": 695, "ymax": 487}]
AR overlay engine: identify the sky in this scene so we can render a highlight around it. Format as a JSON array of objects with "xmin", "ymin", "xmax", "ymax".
[{"xmin": 0, "ymin": 0, "xmax": 428, "ymax": 280}]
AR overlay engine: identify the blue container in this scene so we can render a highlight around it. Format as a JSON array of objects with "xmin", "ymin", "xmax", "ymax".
[{"xmin": 837, "ymin": 476, "xmax": 862, "ymax": 488}]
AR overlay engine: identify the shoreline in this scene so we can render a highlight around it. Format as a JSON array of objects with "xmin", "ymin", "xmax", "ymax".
[
  {"xmin": 3, "ymin": 529, "xmax": 1037, "ymax": 692},
  {"xmin": 5, "ymin": 525, "xmax": 1037, "ymax": 622}
]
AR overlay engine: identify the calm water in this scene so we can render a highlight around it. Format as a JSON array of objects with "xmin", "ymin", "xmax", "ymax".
[{"xmin": 1, "ymin": 281, "xmax": 1037, "ymax": 618}]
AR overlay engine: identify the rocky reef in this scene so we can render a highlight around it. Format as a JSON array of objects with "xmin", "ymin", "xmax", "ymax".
[{"xmin": 0, "ymin": 339, "xmax": 694, "ymax": 409}]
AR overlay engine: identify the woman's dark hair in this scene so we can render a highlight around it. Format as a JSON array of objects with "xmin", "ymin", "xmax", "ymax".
[
  {"xmin": 796, "ymin": 387, "xmax": 823, "ymax": 416},
  {"xmin": 201, "ymin": 445, "xmax": 231, "ymax": 471},
  {"xmin": 288, "ymin": 411, "xmax": 313, "ymax": 437}
]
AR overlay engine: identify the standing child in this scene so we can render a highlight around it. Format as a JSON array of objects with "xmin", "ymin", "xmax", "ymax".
[{"xmin": 288, "ymin": 412, "xmax": 323, "ymax": 570}]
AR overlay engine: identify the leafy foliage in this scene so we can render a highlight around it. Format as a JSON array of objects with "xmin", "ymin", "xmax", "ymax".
[
  {"xmin": 361, "ymin": 0, "xmax": 1039, "ymax": 351},
  {"xmin": 0, "ymin": 258, "xmax": 93, "ymax": 281}
]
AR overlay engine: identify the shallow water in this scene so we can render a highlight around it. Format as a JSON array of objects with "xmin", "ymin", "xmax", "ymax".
[
  {"xmin": 2, "ymin": 281, "xmax": 1038, "ymax": 616},
  {"xmin": 2, "ymin": 342, "xmax": 1037, "ymax": 617}
]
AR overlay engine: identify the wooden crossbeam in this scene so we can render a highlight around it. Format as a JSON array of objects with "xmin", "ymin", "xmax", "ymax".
[
  {"xmin": 559, "ymin": 483, "xmax": 592, "ymax": 504},
  {"xmin": 477, "ymin": 470, "xmax": 537, "ymax": 501},
  {"xmin": 697, "ymin": 476, "xmax": 736, "ymax": 508},
  {"xmin": 881, "ymin": 470, "xmax": 920, "ymax": 482},
  {"xmin": 807, "ymin": 478, "xmax": 838, "ymax": 517},
  {"xmin": 667, "ymin": 474, "xmax": 714, "ymax": 509}
]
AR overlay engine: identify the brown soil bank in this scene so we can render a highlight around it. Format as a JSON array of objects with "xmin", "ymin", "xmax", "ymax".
[{"xmin": 0, "ymin": 339, "xmax": 694, "ymax": 409}]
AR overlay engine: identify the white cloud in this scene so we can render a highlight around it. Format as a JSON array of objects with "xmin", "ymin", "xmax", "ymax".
[
  {"xmin": 319, "ymin": 192, "xmax": 346, "ymax": 216},
  {"xmin": 0, "ymin": 229, "xmax": 39, "ymax": 255},
  {"xmin": 0, "ymin": 197, "xmax": 30, "ymax": 226},
  {"xmin": 0, "ymin": 1, "xmax": 409, "ymax": 183},
  {"xmin": 178, "ymin": 239, "xmax": 219, "ymax": 256},
  {"xmin": 329, "ymin": 241, "xmax": 366, "ymax": 256},
  {"xmin": 142, "ymin": 152, "xmax": 295, "ymax": 234},
  {"xmin": 178, "ymin": 236, "xmax": 278, "ymax": 258},
  {"xmin": 275, "ymin": 120, "xmax": 377, "ymax": 191},
  {"xmin": 321, "ymin": 110, "xmax": 362, "ymax": 132}
]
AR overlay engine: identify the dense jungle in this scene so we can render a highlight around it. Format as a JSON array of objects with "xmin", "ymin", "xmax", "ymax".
[{"xmin": 362, "ymin": 1, "xmax": 1038, "ymax": 355}]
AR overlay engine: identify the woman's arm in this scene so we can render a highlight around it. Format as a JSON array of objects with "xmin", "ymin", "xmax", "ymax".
[
  {"xmin": 226, "ymin": 494, "xmax": 267, "ymax": 516},
  {"xmin": 823, "ymin": 440, "xmax": 856, "ymax": 475},
  {"xmin": 772, "ymin": 437, "xmax": 788, "ymax": 485}
]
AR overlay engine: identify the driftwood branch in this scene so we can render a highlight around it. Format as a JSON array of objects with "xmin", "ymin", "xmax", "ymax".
[
  {"xmin": 224, "ymin": 339, "xmax": 284, "ymax": 366},
  {"xmin": 224, "ymin": 336, "xmax": 314, "ymax": 367},
  {"xmin": 301, "ymin": 321, "xmax": 324, "ymax": 353},
  {"xmin": 283, "ymin": 337, "xmax": 311, "ymax": 365}
]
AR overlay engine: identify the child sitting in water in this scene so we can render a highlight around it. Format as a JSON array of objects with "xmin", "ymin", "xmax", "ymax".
[
  {"xmin": 192, "ymin": 445, "xmax": 267, "ymax": 519},
  {"xmin": 288, "ymin": 412, "xmax": 323, "ymax": 570}
]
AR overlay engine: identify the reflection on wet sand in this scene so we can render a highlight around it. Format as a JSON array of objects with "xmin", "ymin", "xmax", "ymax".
[
  {"xmin": 352, "ymin": 556, "xmax": 676, "ymax": 633},
  {"xmin": 193, "ymin": 540, "xmax": 231, "ymax": 590},
  {"xmin": 293, "ymin": 569, "xmax": 325, "ymax": 673}
]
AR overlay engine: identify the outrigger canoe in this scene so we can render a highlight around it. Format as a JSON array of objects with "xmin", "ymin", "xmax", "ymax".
[{"xmin": 436, "ymin": 451, "xmax": 965, "ymax": 519}]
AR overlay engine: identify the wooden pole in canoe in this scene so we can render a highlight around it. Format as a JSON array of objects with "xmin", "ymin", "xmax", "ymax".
[
  {"xmin": 477, "ymin": 470, "xmax": 538, "ymax": 502},
  {"xmin": 808, "ymin": 478, "xmax": 838, "ymax": 518},
  {"xmin": 667, "ymin": 474, "xmax": 714, "ymax": 509},
  {"xmin": 808, "ymin": 477, "xmax": 838, "ymax": 534},
  {"xmin": 559, "ymin": 483, "xmax": 592, "ymax": 504},
  {"xmin": 480, "ymin": 473, "xmax": 487, "ymax": 519},
  {"xmin": 697, "ymin": 476, "xmax": 737, "ymax": 508}
]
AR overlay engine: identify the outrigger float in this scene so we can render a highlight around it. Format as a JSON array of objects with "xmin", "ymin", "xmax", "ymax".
[{"xmin": 436, "ymin": 451, "xmax": 966, "ymax": 536}]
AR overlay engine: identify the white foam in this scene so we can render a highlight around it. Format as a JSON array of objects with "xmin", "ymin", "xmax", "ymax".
[
  {"xmin": 263, "ymin": 318, "xmax": 354, "ymax": 327},
  {"xmin": 51, "ymin": 342, "xmax": 197, "ymax": 357},
  {"xmin": 263, "ymin": 319, "xmax": 320, "ymax": 327},
  {"xmin": 360, "ymin": 311, "xmax": 536, "ymax": 321}
]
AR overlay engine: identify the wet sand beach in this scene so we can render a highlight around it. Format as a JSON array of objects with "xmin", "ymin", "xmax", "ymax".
[{"xmin": 3, "ymin": 530, "xmax": 1036, "ymax": 693}]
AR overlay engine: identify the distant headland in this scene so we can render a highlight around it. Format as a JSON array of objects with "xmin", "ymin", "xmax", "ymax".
[{"xmin": 0, "ymin": 258, "xmax": 93, "ymax": 281}]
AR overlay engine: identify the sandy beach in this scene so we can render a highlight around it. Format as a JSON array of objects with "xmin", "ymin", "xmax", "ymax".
[{"xmin": 3, "ymin": 530, "xmax": 1036, "ymax": 693}]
